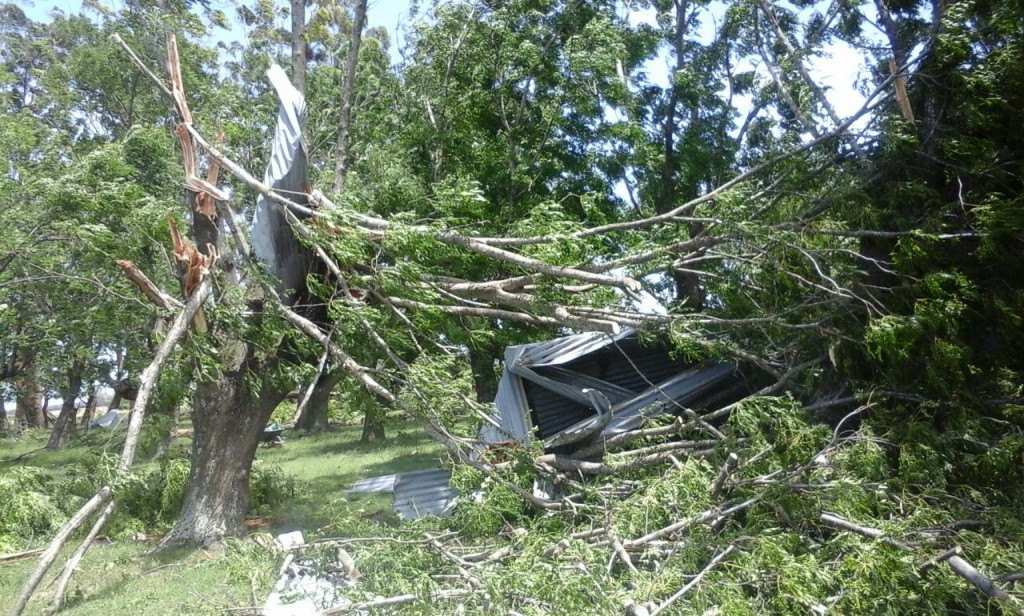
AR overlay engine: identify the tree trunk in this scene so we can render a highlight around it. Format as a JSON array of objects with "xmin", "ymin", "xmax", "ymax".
[
  {"xmin": 79, "ymin": 389, "xmax": 97, "ymax": 432},
  {"xmin": 654, "ymin": 0, "xmax": 705, "ymax": 311},
  {"xmin": 360, "ymin": 402, "xmax": 386, "ymax": 442},
  {"xmin": 290, "ymin": 0, "xmax": 306, "ymax": 94},
  {"xmin": 48, "ymin": 364, "xmax": 84, "ymax": 449},
  {"xmin": 156, "ymin": 27, "xmax": 316, "ymax": 549},
  {"xmin": 296, "ymin": 368, "xmax": 343, "ymax": 432},
  {"xmin": 160, "ymin": 368, "xmax": 288, "ymax": 547},
  {"xmin": 15, "ymin": 372, "xmax": 44, "ymax": 429},
  {"xmin": 331, "ymin": 0, "xmax": 368, "ymax": 193},
  {"xmin": 0, "ymin": 403, "xmax": 8, "ymax": 434},
  {"xmin": 469, "ymin": 344, "xmax": 499, "ymax": 403}
]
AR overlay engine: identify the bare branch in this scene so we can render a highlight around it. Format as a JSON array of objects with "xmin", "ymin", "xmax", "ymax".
[
  {"xmin": 649, "ymin": 544, "xmax": 736, "ymax": 616},
  {"xmin": 116, "ymin": 259, "xmax": 182, "ymax": 309}
]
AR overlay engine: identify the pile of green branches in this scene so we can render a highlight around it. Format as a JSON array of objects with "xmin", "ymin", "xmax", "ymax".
[{"xmin": 285, "ymin": 395, "xmax": 1023, "ymax": 615}]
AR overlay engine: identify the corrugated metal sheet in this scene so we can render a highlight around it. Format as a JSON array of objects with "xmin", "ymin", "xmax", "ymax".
[
  {"xmin": 393, "ymin": 468, "xmax": 457, "ymax": 519},
  {"xmin": 345, "ymin": 474, "xmax": 397, "ymax": 493},
  {"xmin": 351, "ymin": 330, "xmax": 745, "ymax": 521},
  {"xmin": 252, "ymin": 65, "xmax": 304, "ymax": 271},
  {"xmin": 251, "ymin": 64, "xmax": 316, "ymax": 299},
  {"xmin": 488, "ymin": 328, "xmax": 744, "ymax": 450}
]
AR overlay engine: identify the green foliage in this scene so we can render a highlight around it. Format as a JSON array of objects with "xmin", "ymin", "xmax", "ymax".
[
  {"xmin": 256, "ymin": 393, "xmax": 1021, "ymax": 615},
  {"xmin": 2, "ymin": 0, "xmax": 1024, "ymax": 611},
  {"xmin": 448, "ymin": 461, "xmax": 533, "ymax": 538},
  {"xmin": 248, "ymin": 461, "xmax": 299, "ymax": 515},
  {"xmin": 0, "ymin": 467, "xmax": 70, "ymax": 552}
]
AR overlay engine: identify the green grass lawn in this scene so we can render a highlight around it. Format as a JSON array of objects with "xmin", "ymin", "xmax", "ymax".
[
  {"xmin": 0, "ymin": 419, "xmax": 447, "ymax": 615},
  {"xmin": 254, "ymin": 422, "xmax": 448, "ymax": 531}
]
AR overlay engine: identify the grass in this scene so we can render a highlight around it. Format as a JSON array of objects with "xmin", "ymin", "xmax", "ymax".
[
  {"xmin": 0, "ymin": 417, "xmax": 447, "ymax": 615},
  {"xmin": 255, "ymin": 422, "xmax": 447, "ymax": 531},
  {"xmin": 0, "ymin": 542, "xmax": 271, "ymax": 615}
]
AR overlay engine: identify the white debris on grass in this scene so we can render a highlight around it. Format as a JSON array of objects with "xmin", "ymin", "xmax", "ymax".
[{"xmin": 262, "ymin": 531, "xmax": 360, "ymax": 616}]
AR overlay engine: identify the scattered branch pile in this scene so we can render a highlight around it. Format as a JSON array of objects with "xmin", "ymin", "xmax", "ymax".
[
  {"xmin": 247, "ymin": 401, "xmax": 1024, "ymax": 614},
  {"xmin": 7, "ymin": 2, "xmax": 1024, "ymax": 614}
]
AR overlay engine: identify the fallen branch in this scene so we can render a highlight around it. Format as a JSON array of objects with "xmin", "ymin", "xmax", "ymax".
[
  {"xmin": 821, "ymin": 514, "xmax": 1024, "ymax": 613},
  {"xmin": 424, "ymin": 533, "xmax": 490, "ymax": 607},
  {"xmin": 320, "ymin": 588, "xmax": 474, "ymax": 614},
  {"xmin": 623, "ymin": 498, "xmax": 759, "ymax": 551},
  {"xmin": 649, "ymin": 544, "xmax": 735, "ymax": 616},
  {"xmin": 274, "ymin": 293, "xmax": 564, "ymax": 512},
  {"xmin": 571, "ymin": 416, "xmax": 691, "ymax": 459},
  {"xmin": 185, "ymin": 117, "xmax": 640, "ymax": 293},
  {"xmin": 537, "ymin": 446, "xmax": 716, "ymax": 476},
  {"xmin": 11, "ymin": 276, "xmax": 212, "ymax": 616},
  {"xmin": 45, "ymin": 501, "xmax": 117, "ymax": 615},
  {"xmin": 684, "ymin": 407, "xmax": 727, "ymax": 440},
  {"xmin": 947, "ymin": 556, "xmax": 1023, "ymax": 610},
  {"xmin": 9, "ymin": 488, "xmax": 113, "ymax": 616},
  {"xmin": 612, "ymin": 438, "xmax": 736, "ymax": 461},
  {"xmin": 819, "ymin": 512, "xmax": 909, "ymax": 549},
  {"xmin": 607, "ymin": 531, "xmax": 639, "ymax": 575},
  {"xmin": 709, "ymin": 452, "xmax": 739, "ymax": 497},
  {"xmin": 0, "ymin": 549, "xmax": 45, "ymax": 566},
  {"xmin": 463, "ymin": 545, "xmax": 513, "ymax": 563},
  {"xmin": 918, "ymin": 546, "xmax": 962, "ymax": 572}
]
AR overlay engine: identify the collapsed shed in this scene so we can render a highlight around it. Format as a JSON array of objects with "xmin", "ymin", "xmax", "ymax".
[
  {"xmin": 484, "ymin": 328, "xmax": 745, "ymax": 451},
  {"xmin": 348, "ymin": 328, "xmax": 748, "ymax": 518}
]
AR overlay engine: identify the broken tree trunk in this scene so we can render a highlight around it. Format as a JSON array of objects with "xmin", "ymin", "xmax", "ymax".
[{"xmin": 160, "ymin": 363, "xmax": 289, "ymax": 547}]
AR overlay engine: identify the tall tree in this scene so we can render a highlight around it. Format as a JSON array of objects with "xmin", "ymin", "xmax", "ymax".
[
  {"xmin": 162, "ymin": 7, "xmax": 326, "ymax": 541},
  {"xmin": 290, "ymin": 0, "xmax": 306, "ymax": 93},
  {"xmin": 331, "ymin": 0, "xmax": 368, "ymax": 193}
]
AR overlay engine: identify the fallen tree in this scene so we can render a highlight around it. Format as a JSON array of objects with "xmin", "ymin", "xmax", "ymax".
[{"xmin": 12, "ymin": 0, "xmax": 1024, "ymax": 613}]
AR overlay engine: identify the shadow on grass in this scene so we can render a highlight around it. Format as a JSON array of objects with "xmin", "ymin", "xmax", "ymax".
[{"xmin": 244, "ymin": 420, "xmax": 449, "ymax": 535}]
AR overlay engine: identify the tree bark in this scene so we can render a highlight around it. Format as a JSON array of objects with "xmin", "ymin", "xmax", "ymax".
[
  {"xmin": 160, "ymin": 366, "xmax": 288, "ymax": 547},
  {"xmin": 47, "ymin": 363, "xmax": 84, "ymax": 449},
  {"xmin": 655, "ymin": 0, "xmax": 705, "ymax": 311},
  {"xmin": 361, "ymin": 401, "xmax": 386, "ymax": 442},
  {"xmin": 14, "ymin": 371, "xmax": 44, "ymax": 429},
  {"xmin": 469, "ymin": 343, "xmax": 499, "ymax": 403},
  {"xmin": 296, "ymin": 367, "xmax": 344, "ymax": 432},
  {"xmin": 80, "ymin": 389, "xmax": 97, "ymax": 428},
  {"xmin": 290, "ymin": 0, "xmax": 306, "ymax": 94},
  {"xmin": 164, "ymin": 181, "xmax": 290, "ymax": 547},
  {"xmin": 331, "ymin": 0, "xmax": 368, "ymax": 193}
]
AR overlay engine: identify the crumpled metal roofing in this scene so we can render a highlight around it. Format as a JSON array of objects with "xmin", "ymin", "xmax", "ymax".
[
  {"xmin": 251, "ymin": 64, "xmax": 315, "ymax": 298},
  {"xmin": 393, "ymin": 468, "xmax": 457, "ymax": 519},
  {"xmin": 344, "ymin": 469, "xmax": 457, "ymax": 519},
  {"xmin": 490, "ymin": 328, "xmax": 739, "ymax": 449},
  {"xmin": 355, "ymin": 328, "xmax": 743, "ymax": 520}
]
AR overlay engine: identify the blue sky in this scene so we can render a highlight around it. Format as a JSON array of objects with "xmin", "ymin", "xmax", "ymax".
[{"xmin": 23, "ymin": 0, "xmax": 415, "ymax": 57}]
